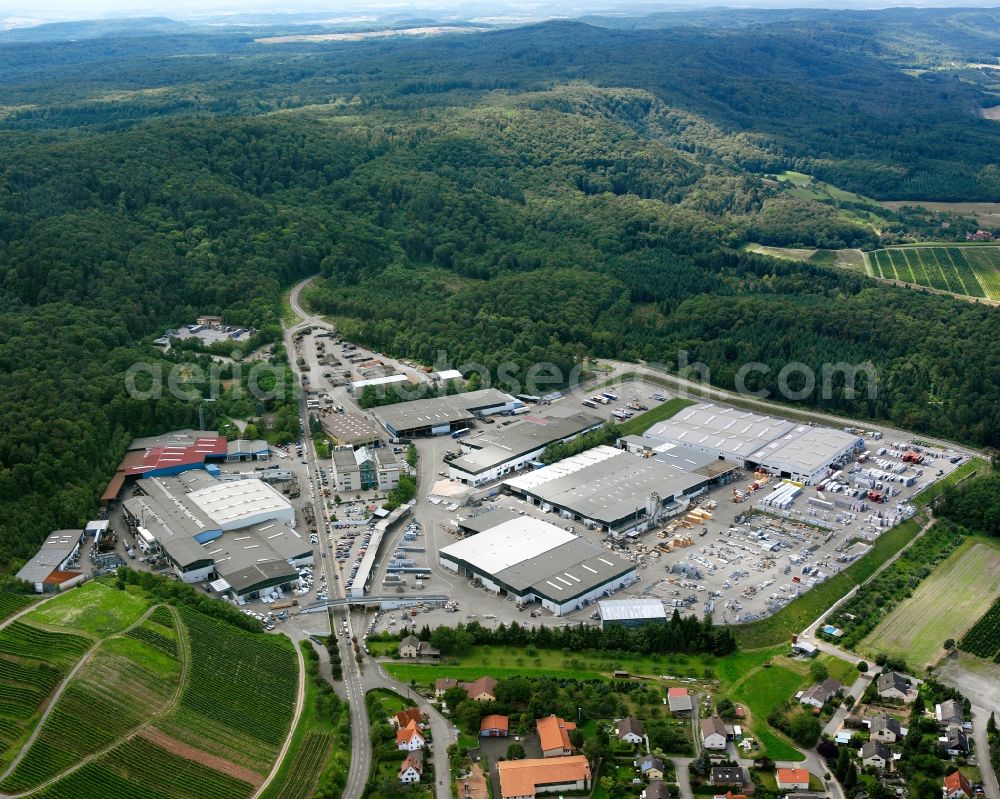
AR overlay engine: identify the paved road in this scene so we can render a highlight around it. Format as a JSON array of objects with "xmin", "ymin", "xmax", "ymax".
[
  {"xmin": 366, "ymin": 657, "xmax": 456, "ymax": 799},
  {"xmin": 284, "ymin": 278, "xmax": 374, "ymax": 799},
  {"xmin": 671, "ymin": 758, "xmax": 694, "ymax": 799}
]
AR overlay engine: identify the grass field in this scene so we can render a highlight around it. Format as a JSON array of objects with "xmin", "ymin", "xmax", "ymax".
[
  {"xmin": 866, "ymin": 245, "xmax": 1000, "ymax": 301},
  {"xmin": 880, "ymin": 200, "xmax": 1000, "ymax": 228},
  {"xmin": 24, "ymin": 582, "xmax": 148, "ymax": 637},
  {"xmin": 745, "ymin": 244, "xmax": 866, "ymax": 271},
  {"xmin": 859, "ymin": 537, "xmax": 1000, "ymax": 669}
]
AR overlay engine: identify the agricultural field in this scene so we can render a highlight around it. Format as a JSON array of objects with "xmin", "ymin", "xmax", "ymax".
[
  {"xmin": 866, "ymin": 245, "xmax": 1000, "ymax": 300},
  {"xmin": 0, "ymin": 583, "xmax": 300, "ymax": 799},
  {"xmin": 959, "ymin": 598, "xmax": 1000, "ymax": 660},
  {"xmin": 0, "ymin": 593, "xmax": 34, "ymax": 624},
  {"xmin": 745, "ymin": 244, "xmax": 866, "ymax": 271},
  {"xmin": 859, "ymin": 538, "xmax": 1000, "ymax": 670}
]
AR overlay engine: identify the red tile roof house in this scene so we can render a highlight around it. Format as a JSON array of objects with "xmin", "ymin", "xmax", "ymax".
[
  {"xmin": 775, "ymin": 768, "xmax": 811, "ymax": 791},
  {"xmin": 481, "ymin": 714, "xmax": 510, "ymax": 737},
  {"xmin": 943, "ymin": 771, "xmax": 973, "ymax": 799}
]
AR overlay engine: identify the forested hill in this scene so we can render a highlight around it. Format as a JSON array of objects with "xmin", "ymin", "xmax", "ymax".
[{"xmin": 0, "ymin": 11, "xmax": 998, "ymax": 575}]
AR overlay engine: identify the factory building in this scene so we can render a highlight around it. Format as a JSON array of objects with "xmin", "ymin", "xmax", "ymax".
[
  {"xmin": 121, "ymin": 470, "xmax": 310, "ymax": 599},
  {"xmin": 448, "ymin": 412, "xmax": 604, "ymax": 486},
  {"xmin": 645, "ymin": 404, "xmax": 862, "ymax": 485},
  {"xmin": 598, "ymin": 598, "xmax": 668, "ymax": 629},
  {"xmin": 15, "ymin": 530, "xmax": 84, "ymax": 593},
  {"xmin": 439, "ymin": 516, "xmax": 637, "ymax": 616},
  {"xmin": 100, "ymin": 429, "xmax": 229, "ymax": 507},
  {"xmin": 226, "ymin": 439, "xmax": 269, "ymax": 462},
  {"xmin": 502, "ymin": 446, "xmax": 709, "ymax": 536},
  {"xmin": 371, "ymin": 389, "xmax": 516, "ymax": 439}
]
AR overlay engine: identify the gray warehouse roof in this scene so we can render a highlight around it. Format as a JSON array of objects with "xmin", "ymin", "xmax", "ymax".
[
  {"xmin": 456, "ymin": 507, "xmax": 522, "ymax": 535},
  {"xmin": 646, "ymin": 403, "xmax": 795, "ymax": 457},
  {"xmin": 372, "ymin": 389, "xmax": 514, "ymax": 434},
  {"xmin": 15, "ymin": 530, "xmax": 81, "ymax": 585},
  {"xmin": 598, "ymin": 598, "xmax": 668, "ymax": 623},
  {"xmin": 748, "ymin": 425, "xmax": 861, "ymax": 475},
  {"xmin": 217, "ymin": 560, "xmax": 299, "ymax": 593},
  {"xmin": 504, "ymin": 446, "xmax": 707, "ymax": 527},
  {"xmin": 450, "ymin": 412, "xmax": 604, "ymax": 476}
]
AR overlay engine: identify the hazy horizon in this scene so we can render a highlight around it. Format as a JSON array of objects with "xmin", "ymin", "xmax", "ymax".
[{"xmin": 4, "ymin": 0, "xmax": 1000, "ymax": 29}]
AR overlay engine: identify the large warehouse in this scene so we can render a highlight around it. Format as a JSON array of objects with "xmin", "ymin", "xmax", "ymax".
[
  {"xmin": 439, "ymin": 516, "xmax": 637, "ymax": 616},
  {"xmin": 448, "ymin": 412, "xmax": 604, "ymax": 486},
  {"xmin": 598, "ymin": 598, "xmax": 668, "ymax": 629},
  {"xmin": 502, "ymin": 446, "xmax": 710, "ymax": 535},
  {"xmin": 15, "ymin": 530, "xmax": 84, "ymax": 593},
  {"xmin": 645, "ymin": 403, "xmax": 862, "ymax": 484},
  {"xmin": 371, "ymin": 389, "xmax": 516, "ymax": 438},
  {"xmin": 122, "ymin": 470, "xmax": 310, "ymax": 599}
]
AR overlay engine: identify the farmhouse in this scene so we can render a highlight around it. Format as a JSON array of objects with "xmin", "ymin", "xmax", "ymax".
[
  {"xmin": 799, "ymin": 678, "xmax": 844, "ymax": 709},
  {"xmin": 435, "ymin": 678, "xmax": 458, "ymax": 698},
  {"xmin": 617, "ymin": 717, "xmax": 645, "ymax": 744},
  {"xmin": 398, "ymin": 635, "xmax": 440, "ymax": 659},
  {"xmin": 868, "ymin": 712, "xmax": 902, "ymax": 743},
  {"xmin": 481, "ymin": 715, "xmax": 510, "ymax": 737},
  {"xmin": 398, "ymin": 751, "xmax": 423, "ymax": 784},
  {"xmin": 396, "ymin": 720, "xmax": 425, "ymax": 751},
  {"xmin": 860, "ymin": 741, "xmax": 891, "ymax": 770},
  {"xmin": 700, "ymin": 716, "xmax": 728, "ymax": 750},
  {"xmin": 463, "ymin": 676, "xmax": 498, "ymax": 702},
  {"xmin": 635, "ymin": 755, "xmax": 665, "ymax": 781},
  {"xmin": 943, "ymin": 771, "xmax": 973, "ymax": 799},
  {"xmin": 775, "ymin": 768, "xmax": 811, "ymax": 791},
  {"xmin": 392, "ymin": 708, "xmax": 422, "ymax": 729},
  {"xmin": 496, "ymin": 756, "xmax": 591, "ymax": 799},
  {"xmin": 876, "ymin": 671, "xmax": 913, "ymax": 702},
  {"xmin": 537, "ymin": 715, "xmax": 576, "ymax": 758},
  {"xmin": 667, "ymin": 687, "xmax": 694, "ymax": 715}
]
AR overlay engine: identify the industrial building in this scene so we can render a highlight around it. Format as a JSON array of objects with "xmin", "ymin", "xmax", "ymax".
[
  {"xmin": 323, "ymin": 413, "xmax": 384, "ymax": 447},
  {"xmin": 121, "ymin": 470, "xmax": 310, "ymax": 599},
  {"xmin": 332, "ymin": 446, "xmax": 400, "ymax": 492},
  {"xmin": 645, "ymin": 404, "xmax": 862, "ymax": 485},
  {"xmin": 226, "ymin": 439, "xmax": 269, "ymax": 462},
  {"xmin": 448, "ymin": 412, "xmax": 604, "ymax": 486},
  {"xmin": 15, "ymin": 530, "xmax": 84, "ymax": 593},
  {"xmin": 598, "ymin": 598, "xmax": 668, "ymax": 628},
  {"xmin": 100, "ymin": 429, "xmax": 229, "ymax": 506},
  {"xmin": 371, "ymin": 389, "xmax": 516, "ymax": 438},
  {"xmin": 439, "ymin": 516, "xmax": 637, "ymax": 616},
  {"xmin": 502, "ymin": 446, "xmax": 709, "ymax": 535}
]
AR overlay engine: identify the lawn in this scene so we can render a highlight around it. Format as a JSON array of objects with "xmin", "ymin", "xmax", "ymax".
[
  {"xmin": 369, "ymin": 688, "xmax": 413, "ymax": 716},
  {"xmin": 723, "ymin": 662, "xmax": 808, "ymax": 762},
  {"xmin": 859, "ymin": 537, "xmax": 1000, "ymax": 669},
  {"xmin": 817, "ymin": 654, "xmax": 859, "ymax": 686},
  {"xmin": 24, "ymin": 581, "xmax": 148, "ymax": 637},
  {"xmin": 913, "ymin": 457, "xmax": 987, "ymax": 508}
]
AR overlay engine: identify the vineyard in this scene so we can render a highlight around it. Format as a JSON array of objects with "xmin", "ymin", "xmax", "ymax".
[
  {"xmin": 268, "ymin": 732, "xmax": 334, "ymax": 799},
  {"xmin": 959, "ymin": 599, "xmax": 1000, "ymax": 660},
  {"xmin": 173, "ymin": 605, "xmax": 297, "ymax": 757},
  {"xmin": 867, "ymin": 245, "xmax": 1000, "ymax": 300},
  {"xmin": 27, "ymin": 736, "xmax": 254, "ymax": 799},
  {"xmin": 0, "ymin": 593, "xmax": 33, "ymax": 623},
  {"xmin": 0, "ymin": 617, "xmax": 182, "ymax": 792}
]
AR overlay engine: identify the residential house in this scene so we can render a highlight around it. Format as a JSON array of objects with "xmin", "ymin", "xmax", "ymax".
[
  {"xmin": 537, "ymin": 715, "xmax": 576, "ymax": 758},
  {"xmin": 399, "ymin": 751, "xmax": 424, "ymax": 784},
  {"xmin": 398, "ymin": 635, "xmax": 439, "ymax": 660},
  {"xmin": 869, "ymin": 712, "xmax": 902, "ymax": 744},
  {"xmin": 710, "ymin": 766, "xmax": 745, "ymax": 787},
  {"xmin": 799, "ymin": 678, "xmax": 844, "ymax": 709},
  {"xmin": 860, "ymin": 741, "xmax": 891, "ymax": 771},
  {"xmin": 435, "ymin": 678, "xmax": 458, "ymax": 698},
  {"xmin": 635, "ymin": 755, "xmax": 665, "ymax": 781},
  {"xmin": 643, "ymin": 781, "xmax": 669, "ymax": 799},
  {"xmin": 667, "ymin": 687, "xmax": 693, "ymax": 715},
  {"xmin": 463, "ymin": 676, "xmax": 499, "ymax": 702},
  {"xmin": 939, "ymin": 726, "xmax": 969, "ymax": 757},
  {"xmin": 481, "ymin": 714, "xmax": 510, "ymax": 737},
  {"xmin": 617, "ymin": 717, "xmax": 645, "ymax": 745},
  {"xmin": 496, "ymin": 756, "xmax": 591, "ymax": 799},
  {"xmin": 936, "ymin": 700, "xmax": 965, "ymax": 727},
  {"xmin": 775, "ymin": 769, "xmax": 811, "ymax": 791},
  {"xmin": 943, "ymin": 771, "xmax": 973, "ymax": 799},
  {"xmin": 396, "ymin": 720, "xmax": 425, "ymax": 751},
  {"xmin": 700, "ymin": 716, "xmax": 728, "ymax": 750},
  {"xmin": 392, "ymin": 707, "xmax": 422, "ymax": 729},
  {"xmin": 877, "ymin": 671, "xmax": 913, "ymax": 702}
]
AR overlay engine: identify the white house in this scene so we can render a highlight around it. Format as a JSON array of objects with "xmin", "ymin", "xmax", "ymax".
[{"xmin": 701, "ymin": 716, "xmax": 727, "ymax": 750}]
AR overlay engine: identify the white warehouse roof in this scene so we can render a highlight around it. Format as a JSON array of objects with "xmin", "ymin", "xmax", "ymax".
[
  {"xmin": 440, "ymin": 517, "xmax": 576, "ymax": 575},
  {"xmin": 599, "ymin": 598, "xmax": 668, "ymax": 622},
  {"xmin": 647, "ymin": 403, "xmax": 795, "ymax": 457},
  {"xmin": 186, "ymin": 479, "xmax": 293, "ymax": 530},
  {"xmin": 748, "ymin": 425, "xmax": 861, "ymax": 477}
]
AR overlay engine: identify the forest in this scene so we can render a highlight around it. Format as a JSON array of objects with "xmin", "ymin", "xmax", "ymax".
[{"xmin": 0, "ymin": 10, "xmax": 998, "ymax": 574}]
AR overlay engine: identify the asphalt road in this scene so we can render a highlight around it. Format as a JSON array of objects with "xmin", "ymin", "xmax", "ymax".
[{"xmin": 285, "ymin": 278, "xmax": 373, "ymax": 799}]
